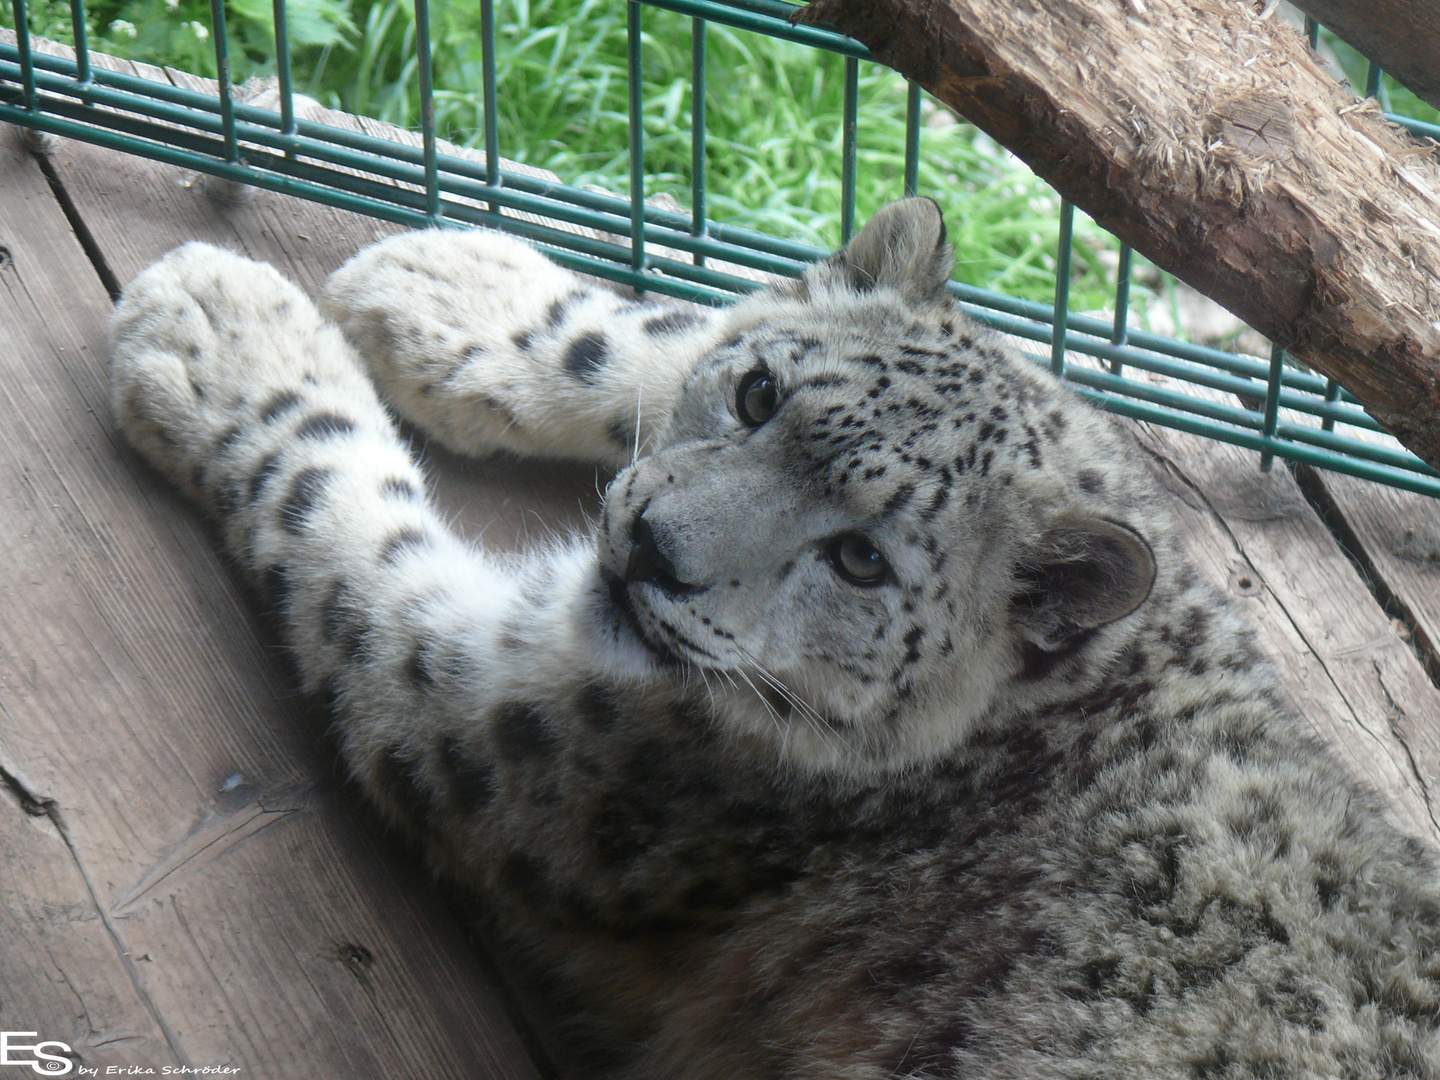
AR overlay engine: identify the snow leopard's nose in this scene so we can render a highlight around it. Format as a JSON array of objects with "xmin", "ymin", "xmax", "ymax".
[{"xmin": 624, "ymin": 512, "xmax": 700, "ymax": 597}]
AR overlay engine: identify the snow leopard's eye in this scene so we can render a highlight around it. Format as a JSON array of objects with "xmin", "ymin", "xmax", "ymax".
[
  {"xmin": 736, "ymin": 369, "xmax": 779, "ymax": 427},
  {"xmin": 828, "ymin": 534, "xmax": 889, "ymax": 586}
]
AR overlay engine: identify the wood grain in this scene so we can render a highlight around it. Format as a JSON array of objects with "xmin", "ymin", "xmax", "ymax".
[
  {"xmin": 0, "ymin": 128, "xmax": 544, "ymax": 1079},
  {"xmin": 796, "ymin": 0, "xmax": 1440, "ymax": 474},
  {"xmin": 0, "ymin": 777, "xmax": 174, "ymax": 1072},
  {"xmin": 1307, "ymin": 469, "xmax": 1440, "ymax": 684}
]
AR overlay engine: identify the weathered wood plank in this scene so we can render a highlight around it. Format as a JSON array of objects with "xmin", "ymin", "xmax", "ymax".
[
  {"xmin": 0, "ymin": 780, "xmax": 174, "ymax": 1072},
  {"xmin": 0, "ymin": 128, "xmax": 543, "ymax": 1079},
  {"xmin": 1306, "ymin": 470, "xmax": 1440, "ymax": 684},
  {"xmin": 1126, "ymin": 416, "xmax": 1440, "ymax": 844},
  {"xmin": 796, "ymin": 0, "xmax": 1440, "ymax": 474}
]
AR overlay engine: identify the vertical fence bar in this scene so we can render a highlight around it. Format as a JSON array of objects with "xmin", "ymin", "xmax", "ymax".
[
  {"xmin": 691, "ymin": 16, "xmax": 707, "ymax": 267},
  {"xmin": 1322, "ymin": 378, "xmax": 1341, "ymax": 432},
  {"xmin": 1109, "ymin": 243, "xmax": 1132, "ymax": 375},
  {"xmin": 481, "ymin": 0, "xmax": 500, "ymax": 208},
  {"xmin": 1365, "ymin": 60, "xmax": 1383, "ymax": 99},
  {"xmin": 841, "ymin": 56, "xmax": 859, "ymax": 244},
  {"xmin": 1260, "ymin": 344, "xmax": 1284, "ymax": 470},
  {"xmin": 273, "ymin": 0, "xmax": 295, "ymax": 141},
  {"xmin": 68, "ymin": 0, "xmax": 91, "ymax": 84},
  {"xmin": 1304, "ymin": 16, "xmax": 1319, "ymax": 48},
  {"xmin": 903, "ymin": 82, "xmax": 921, "ymax": 198},
  {"xmin": 208, "ymin": 0, "xmax": 239, "ymax": 161},
  {"xmin": 1363, "ymin": 59, "xmax": 1392, "ymax": 112},
  {"xmin": 414, "ymin": 0, "xmax": 440, "ymax": 220},
  {"xmin": 1051, "ymin": 200, "xmax": 1075, "ymax": 378},
  {"xmin": 13, "ymin": 0, "xmax": 35, "ymax": 109},
  {"xmin": 627, "ymin": 0, "xmax": 646, "ymax": 272},
  {"xmin": 1365, "ymin": 63, "xmax": 1390, "ymax": 110}
]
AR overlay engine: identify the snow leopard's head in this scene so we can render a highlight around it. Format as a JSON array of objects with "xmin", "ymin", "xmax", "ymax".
[{"xmin": 589, "ymin": 199, "xmax": 1167, "ymax": 774}]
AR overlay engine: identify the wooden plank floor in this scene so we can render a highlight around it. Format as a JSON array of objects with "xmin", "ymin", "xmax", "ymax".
[
  {"xmin": 1, "ymin": 106, "xmax": 1439, "ymax": 1079},
  {"xmin": 0, "ymin": 124, "xmax": 584, "ymax": 1079}
]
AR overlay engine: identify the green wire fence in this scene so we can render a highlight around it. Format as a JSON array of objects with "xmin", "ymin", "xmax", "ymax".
[{"xmin": 2, "ymin": 0, "xmax": 1438, "ymax": 497}]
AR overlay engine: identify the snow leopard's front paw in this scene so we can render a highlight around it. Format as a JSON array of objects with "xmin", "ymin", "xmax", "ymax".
[
  {"xmin": 319, "ymin": 227, "xmax": 583, "ymax": 459},
  {"xmin": 321, "ymin": 227, "xmax": 721, "ymax": 466},
  {"xmin": 111, "ymin": 243, "xmax": 385, "ymax": 513}
]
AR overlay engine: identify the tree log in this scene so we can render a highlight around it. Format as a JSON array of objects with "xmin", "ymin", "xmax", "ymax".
[
  {"xmin": 1291, "ymin": 0, "xmax": 1440, "ymax": 112},
  {"xmin": 796, "ymin": 0, "xmax": 1440, "ymax": 476}
]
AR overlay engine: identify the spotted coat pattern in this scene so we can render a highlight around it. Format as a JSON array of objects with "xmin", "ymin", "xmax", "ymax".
[{"xmin": 110, "ymin": 200, "xmax": 1440, "ymax": 1079}]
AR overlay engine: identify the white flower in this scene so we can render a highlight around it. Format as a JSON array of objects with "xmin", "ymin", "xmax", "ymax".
[
  {"xmin": 165, "ymin": 0, "xmax": 179, "ymax": 10},
  {"xmin": 189, "ymin": 20, "xmax": 209, "ymax": 39},
  {"xmin": 109, "ymin": 18, "xmax": 138, "ymax": 36}
]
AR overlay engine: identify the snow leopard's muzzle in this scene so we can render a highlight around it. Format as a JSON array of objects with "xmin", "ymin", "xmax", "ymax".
[{"xmin": 595, "ymin": 437, "xmax": 824, "ymax": 669}]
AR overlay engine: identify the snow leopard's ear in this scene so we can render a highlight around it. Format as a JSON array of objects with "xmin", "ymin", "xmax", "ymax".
[
  {"xmin": 1010, "ymin": 515, "xmax": 1157, "ymax": 653},
  {"xmin": 833, "ymin": 198, "xmax": 953, "ymax": 305}
]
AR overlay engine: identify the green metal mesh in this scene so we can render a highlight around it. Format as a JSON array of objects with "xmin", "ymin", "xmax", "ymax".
[{"xmin": 3, "ymin": 0, "xmax": 1438, "ymax": 497}]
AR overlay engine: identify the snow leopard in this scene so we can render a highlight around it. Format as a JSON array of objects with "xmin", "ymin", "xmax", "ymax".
[{"xmin": 110, "ymin": 198, "xmax": 1440, "ymax": 1078}]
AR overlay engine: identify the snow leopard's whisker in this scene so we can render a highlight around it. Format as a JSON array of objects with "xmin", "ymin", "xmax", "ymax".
[
  {"xmin": 766, "ymin": 674, "xmax": 852, "ymax": 756},
  {"xmin": 631, "ymin": 386, "xmax": 644, "ymax": 468},
  {"xmin": 737, "ymin": 651, "xmax": 852, "ymax": 757},
  {"xmin": 697, "ymin": 668, "xmax": 720, "ymax": 714},
  {"xmin": 734, "ymin": 667, "xmax": 788, "ymax": 741},
  {"xmin": 747, "ymin": 663, "xmax": 816, "ymax": 723},
  {"xmin": 738, "ymin": 650, "xmax": 827, "ymax": 727},
  {"xmin": 741, "ymin": 671, "xmax": 788, "ymax": 741},
  {"xmin": 717, "ymin": 670, "xmax": 747, "ymax": 725},
  {"xmin": 716, "ymin": 668, "xmax": 740, "ymax": 694}
]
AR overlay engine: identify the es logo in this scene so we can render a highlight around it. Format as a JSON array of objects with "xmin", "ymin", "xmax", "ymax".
[{"xmin": 0, "ymin": 1033, "xmax": 73, "ymax": 1075}]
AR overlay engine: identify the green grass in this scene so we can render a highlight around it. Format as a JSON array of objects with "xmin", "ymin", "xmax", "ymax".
[
  {"xmin": 10, "ymin": 0, "xmax": 1432, "ymax": 315},
  {"xmin": 6, "ymin": 0, "xmax": 1132, "ymax": 307}
]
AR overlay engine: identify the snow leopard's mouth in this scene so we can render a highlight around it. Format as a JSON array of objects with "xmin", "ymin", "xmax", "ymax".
[
  {"xmin": 600, "ymin": 565, "xmax": 720, "ymax": 669},
  {"xmin": 601, "ymin": 564, "xmax": 679, "ymax": 665}
]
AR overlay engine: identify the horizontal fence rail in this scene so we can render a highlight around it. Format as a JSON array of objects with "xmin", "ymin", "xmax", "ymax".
[{"xmin": 2, "ymin": 0, "xmax": 1438, "ymax": 497}]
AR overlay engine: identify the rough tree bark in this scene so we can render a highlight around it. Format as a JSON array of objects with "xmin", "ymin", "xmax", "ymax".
[
  {"xmin": 795, "ymin": 0, "xmax": 1440, "ymax": 475},
  {"xmin": 1291, "ymin": 0, "xmax": 1440, "ymax": 112}
]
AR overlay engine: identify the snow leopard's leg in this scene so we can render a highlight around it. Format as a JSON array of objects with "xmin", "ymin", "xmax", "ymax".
[
  {"xmin": 109, "ymin": 243, "xmax": 629, "ymax": 885},
  {"xmin": 320, "ymin": 228, "xmax": 726, "ymax": 468}
]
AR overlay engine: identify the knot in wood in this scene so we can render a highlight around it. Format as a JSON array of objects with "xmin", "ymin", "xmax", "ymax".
[{"xmin": 1205, "ymin": 92, "xmax": 1296, "ymax": 164}]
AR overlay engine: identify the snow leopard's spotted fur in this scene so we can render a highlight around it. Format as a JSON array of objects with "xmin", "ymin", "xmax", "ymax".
[{"xmin": 111, "ymin": 200, "xmax": 1440, "ymax": 1078}]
